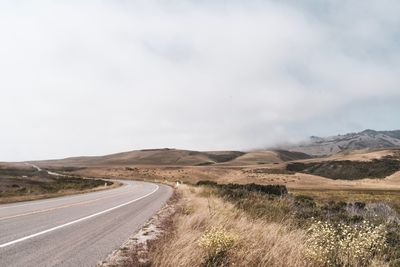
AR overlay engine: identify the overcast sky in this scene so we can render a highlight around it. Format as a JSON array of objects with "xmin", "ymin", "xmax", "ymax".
[{"xmin": 1, "ymin": 0, "xmax": 400, "ymax": 161}]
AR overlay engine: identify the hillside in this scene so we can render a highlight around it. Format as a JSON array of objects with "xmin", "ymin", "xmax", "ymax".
[
  {"xmin": 282, "ymin": 129, "xmax": 400, "ymax": 156},
  {"xmin": 30, "ymin": 148, "xmax": 311, "ymax": 168},
  {"xmin": 31, "ymin": 149, "xmax": 243, "ymax": 167}
]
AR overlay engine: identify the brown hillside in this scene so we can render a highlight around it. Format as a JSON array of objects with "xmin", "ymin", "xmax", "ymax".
[
  {"xmin": 31, "ymin": 149, "xmax": 312, "ymax": 168},
  {"xmin": 32, "ymin": 149, "xmax": 245, "ymax": 167}
]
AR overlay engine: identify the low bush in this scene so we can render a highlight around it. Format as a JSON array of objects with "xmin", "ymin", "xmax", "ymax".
[
  {"xmin": 386, "ymin": 222, "xmax": 400, "ymax": 262},
  {"xmin": 305, "ymin": 220, "xmax": 387, "ymax": 266},
  {"xmin": 195, "ymin": 181, "xmax": 400, "ymax": 265},
  {"xmin": 294, "ymin": 195, "xmax": 317, "ymax": 208},
  {"xmin": 197, "ymin": 180, "xmax": 219, "ymax": 187},
  {"xmin": 199, "ymin": 227, "xmax": 237, "ymax": 267},
  {"xmin": 196, "ymin": 181, "xmax": 288, "ymax": 196}
]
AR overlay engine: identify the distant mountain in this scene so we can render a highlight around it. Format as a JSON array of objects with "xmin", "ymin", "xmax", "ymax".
[{"xmin": 283, "ymin": 129, "xmax": 400, "ymax": 156}]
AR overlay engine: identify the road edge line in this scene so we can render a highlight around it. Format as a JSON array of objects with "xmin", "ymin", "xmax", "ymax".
[{"xmin": 0, "ymin": 184, "xmax": 159, "ymax": 248}]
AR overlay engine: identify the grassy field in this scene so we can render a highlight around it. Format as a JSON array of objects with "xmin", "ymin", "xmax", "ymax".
[
  {"xmin": 122, "ymin": 183, "xmax": 400, "ymax": 267},
  {"xmin": 0, "ymin": 165, "xmax": 113, "ymax": 203},
  {"xmin": 80, "ymin": 163, "xmax": 398, "ymax": 266},
  {"xmin": 39, "ymin": 149, "xmax": 400, "ymax": 266},
  {"xmin": 123, "ymin": 184, "xmax": 308, "ymax": 267},
  {"xmin": 2, "ymin": 148, "xmax": 399, "ymax": 266}
]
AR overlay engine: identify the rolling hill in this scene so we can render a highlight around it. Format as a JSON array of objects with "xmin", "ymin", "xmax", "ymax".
[
  {"xmin": 31, "ymin": 149, "xmax": 243, "ymax": 167},
  {"xmin": 30, "ymin": 149, "xmax": 311, "ymax": 168},
  {"xmin": 21, "ymin": 129, "xmax": 400, "ymax": 169}
]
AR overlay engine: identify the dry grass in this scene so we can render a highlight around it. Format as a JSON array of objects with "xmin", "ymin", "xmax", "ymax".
[
  {"xmin": 297, "ymin": 149, "xmax": 396, "ymax": 163},
  {"xmin": 121, "ymin": 184, "xmax": 397, "ymax": 267},
  {"xmin": 18, "ymin": 148, "xmax": 400, "ymax": 266},
  {"xmin": 143, "ymin": 185, "xmax": 309, "ymax": 267},
  {"xmin": 69, "ymin": 152, "xmax": 400, "ymax": 191}
]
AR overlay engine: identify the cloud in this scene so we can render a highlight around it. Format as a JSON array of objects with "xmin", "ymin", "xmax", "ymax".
[{"xmin": 0, "ymin": 0, "xmax": 399, "ymax": 160}]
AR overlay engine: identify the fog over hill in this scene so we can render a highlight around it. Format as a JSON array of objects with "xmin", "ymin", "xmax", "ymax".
[{"xmin": 282, "ymin": 129, "xmax": 400, "ymax": 156}]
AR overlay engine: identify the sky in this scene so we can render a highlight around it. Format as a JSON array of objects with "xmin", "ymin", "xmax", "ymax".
[{"xmin": 1, "ymin": 0, "xmax": 400, "ymax": 161}]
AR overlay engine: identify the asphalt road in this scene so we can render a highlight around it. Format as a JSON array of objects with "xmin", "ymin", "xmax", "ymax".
[{"xmin": 0, "ymin": 180, "xmax": 172, "ymax": 267}]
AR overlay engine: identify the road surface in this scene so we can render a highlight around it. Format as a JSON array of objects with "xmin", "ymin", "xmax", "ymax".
[{"xmin": 0, "ymin": 180, "xmax": 172, "ymax": 266}]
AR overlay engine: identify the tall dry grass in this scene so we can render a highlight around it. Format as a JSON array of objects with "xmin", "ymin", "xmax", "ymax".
[
  {"xmin": 146, "ymin": 185, "xmax": 310, "ymax": 267},
  {"xmin": 123, "ymin": 184, "xmax": 394, "ymax": 267}
]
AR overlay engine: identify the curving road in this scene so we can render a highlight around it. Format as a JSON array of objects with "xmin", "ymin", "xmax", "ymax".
[{"xmin": 0, "ymin": 180, "xmax": 172, "ymax": 267}]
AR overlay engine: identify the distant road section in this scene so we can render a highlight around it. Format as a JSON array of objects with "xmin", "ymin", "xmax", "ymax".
[
  {"xmin": 0, "ymin": 180, "xmax": 172, "ymax": 267},
  {"xmin": 25, "ymin": 163, "xmax": 42, "ymax": 172}
]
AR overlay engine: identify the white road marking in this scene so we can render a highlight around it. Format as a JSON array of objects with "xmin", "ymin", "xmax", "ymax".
[
  {"xmin": 0, "ymin": 189, "xmax": 137, "ymax": 221},
  {"xmin": 0, "ymin": 164, "xmax": 123, "ymax": 211},
  {"xmin": 0, "ymin": 184, "xmax": 159, "ymax": 248}
]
